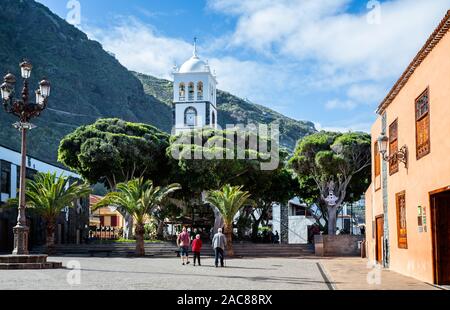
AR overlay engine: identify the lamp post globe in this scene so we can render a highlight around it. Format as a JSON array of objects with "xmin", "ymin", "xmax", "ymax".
[
  {"xmin": 0, "ymin": 82, "xmax": 11, "ymax": 100},
  {"xmin": 39, "ymin": 79, "xmax": 51, "ymax": 98},
  {"xmin": 377, "ymin": 134, "xmax": 389, "ymax": 155},
  {"xmin": 20, "ymin": 60, "xmax": 32, "ymax": 79},
  {"xmin": 1, "ymin": 73, "xmax": 16, "ymax": 100}
]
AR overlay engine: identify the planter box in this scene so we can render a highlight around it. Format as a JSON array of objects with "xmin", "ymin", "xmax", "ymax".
[{"xmin": 314, "ymin": 235, "xmax": 363, "ymax": 257}]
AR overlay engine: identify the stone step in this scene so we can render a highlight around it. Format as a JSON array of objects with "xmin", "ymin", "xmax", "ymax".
[
  {"xmin": 36, "ymin": 247, "xmax": 313, "ymax": 252},
  {"xmin": 38, "ymin": 244, "xmax": 312, "ymax": 249},
  {"xmin": 0, "ymin": 254, "xmax": 48, "ymax": 264},
  {"xmin": 0, "ymin": 262, "xmax": 63, "ymax": 270},
  {"xmin": 0, "ymin": 255, "xmax": 63, "ymax": 270},
  {"xmin": 32, "ymin": 243, "xmax": 314, "ymax": 258}
]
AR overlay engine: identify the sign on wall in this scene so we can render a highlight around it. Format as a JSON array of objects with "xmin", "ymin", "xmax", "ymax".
[{"xmin": 417, "ymin": 206, "xmax": 427, "ymax": 233}]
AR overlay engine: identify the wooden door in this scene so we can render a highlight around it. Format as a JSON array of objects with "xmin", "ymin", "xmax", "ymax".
[
  {"xmin": 432, "ymin": 191, "xmax": 450, "ymax": 285},
  {"xmin": 375, "ymin": 216, "xmax": 384, "ymax": 264}
]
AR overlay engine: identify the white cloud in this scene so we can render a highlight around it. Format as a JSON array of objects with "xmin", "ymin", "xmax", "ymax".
[
  {"xmin": 209, "ymin": 57, "xmax": 296, "ymax": 104},
  {"xmin": 77, "ymin": 0, "xmax": 450, "ymax": 129},
  {"xmin": 325, "ymin": 99, "xmax": 357, "ymax": 110},
  {"xmin": 314, "ymin": 121, "xmax": 372, "ymax": 133},
  {"xmin": 83, "ymin": 18, "xmax": 305, "ymax": 116},
  {"xmin": 209, "ymin": 0, "xmax": 450, "ymax": 109},
  {"xmin": 84, "ymin": 18, "xmax": 193, "ymax": 79},
  {"xmin": 210, "ymin": 0, "xmax": 449, "ymax": 79}
]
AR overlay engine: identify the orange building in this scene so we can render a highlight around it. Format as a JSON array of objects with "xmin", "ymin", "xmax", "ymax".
[
  {"xmin": 365, "ymin": 11, "xmax": 450, "ymax": 285},
  {"xmin": 89, "ymin": 195, "xmax": 124, "ymax": 237}
]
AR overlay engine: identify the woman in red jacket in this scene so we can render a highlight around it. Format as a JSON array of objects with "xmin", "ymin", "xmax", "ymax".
[{"xmin": 191, "ymin": 234, "xmax": 202, "ymax": 266}]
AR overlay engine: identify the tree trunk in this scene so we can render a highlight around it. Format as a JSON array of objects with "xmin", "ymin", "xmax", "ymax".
[
  {"xmin": 224, "ymin": 222, "xmax": 234, "ymax": 257},
  {"xmin": 156, "ymin": 221, "xmax": 165, "ymax": 240},
  {"xmin": 327, "ymin": 206, "xmax": 338, "ymax": 235},
  {"xmin": 251, "ymin": 217, "xmax": 262, "ymax": 241},
  {"xmin": 212, "ymin": 206, "xmax": 224, "ymax": 234},
  {"xmin": 135, "ymin": 223, "xmax": 145, "ymax": 257},
  {"xmin": 46, "ymin": 221, "xmax": 56, "ymax": 255},
  {"xmin": 123, "ymin": 213, "xmax": 134, "ymax": 239}
]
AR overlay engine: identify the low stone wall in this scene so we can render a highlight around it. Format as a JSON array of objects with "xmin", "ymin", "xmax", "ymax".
[{"xmin": 314, "ymin": 235, "xmax": 364, "ymax": 257}]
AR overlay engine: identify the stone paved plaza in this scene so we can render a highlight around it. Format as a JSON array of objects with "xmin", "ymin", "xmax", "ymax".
[{"xmin": 0, "ymin": 257, "xmax": 330, "ymax": 290}]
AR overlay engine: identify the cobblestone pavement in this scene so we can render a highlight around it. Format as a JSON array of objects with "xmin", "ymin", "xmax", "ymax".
[
  {"xmin": 318, "ymin": 257, "xmax": 441, "ymax": 290},
  {"xmin": 0, "ymin": 257, "xmax": 330, "ymax": 290}
]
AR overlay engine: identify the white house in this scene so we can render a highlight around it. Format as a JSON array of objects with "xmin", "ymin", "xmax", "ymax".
[
  {"xmin": 272, "ymin": 198, "xmax": 316, "ymax": 244},
  {"xmin": 172, "ymin": 40, "xmax": 218, "ymax": 134},
  {"xmin": 0, "ymin": 144, "xmax": 79, "ymax": 203}
]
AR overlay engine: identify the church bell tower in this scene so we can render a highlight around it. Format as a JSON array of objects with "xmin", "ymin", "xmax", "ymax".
[{"xmin": 172, "ymin": 39, "xmax": 218, "ymax": 134}]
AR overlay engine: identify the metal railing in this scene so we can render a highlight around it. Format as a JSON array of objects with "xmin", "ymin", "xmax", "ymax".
[{"xmin": 89, "ymin": 226, "xmax": 121, "ymax": 240}]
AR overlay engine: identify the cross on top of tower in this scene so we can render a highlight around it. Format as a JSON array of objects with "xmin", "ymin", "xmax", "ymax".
[{"xmin": 193, "ymin": 37, "xmax": 198, "ymax": 58}]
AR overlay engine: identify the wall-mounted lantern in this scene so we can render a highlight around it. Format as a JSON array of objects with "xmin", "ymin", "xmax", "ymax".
[{"xmin": 377, "ymin": 133, "xmax": 408, "ymax": 169}]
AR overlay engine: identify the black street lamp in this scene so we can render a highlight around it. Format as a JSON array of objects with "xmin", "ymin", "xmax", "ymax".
[{"xmin": 1, "ymin": 60, "xmax": 50, "ymax": 255}]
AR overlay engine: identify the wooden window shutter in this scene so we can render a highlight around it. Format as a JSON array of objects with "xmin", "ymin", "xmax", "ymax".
[
  {"xmin": 389, "ymin": 120, "xmax": 399, "ymax": 175},
  {"xmin": 111, "ymin": 215, "xmax": 118, "ymax": 227},
  {"xmin": 396, "ymin": 191, "xmax": 408, "ymax": 249},
  {"xmin": 374, "ymin": 141, "xmax": 381, "ymax": 177},
  {"xmin": 415, "ymin": 89, "xmax": 430, "ymax": 159}
]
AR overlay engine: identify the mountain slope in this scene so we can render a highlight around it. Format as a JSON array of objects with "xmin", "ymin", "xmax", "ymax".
[
  {"xmin": 0, "ymin": 0, "xmax": 315, "ymax": 167},
  {"xmin": 0, "ymin": 0, "xmax": 171, "ymax": 164},
  {"xmin": 135, "ymin": 73, "xmax": 316, "ymax": 151}
]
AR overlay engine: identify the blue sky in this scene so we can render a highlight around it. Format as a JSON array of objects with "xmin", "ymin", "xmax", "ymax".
[{"xmin": 37, "ymin": 0, "xmax": 450, "ymax": 132}]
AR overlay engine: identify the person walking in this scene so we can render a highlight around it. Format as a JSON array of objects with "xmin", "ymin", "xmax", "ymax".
[
  {"xmin": 191, "ymin": 234, "xmax": 203, "ymax": 266},
  {"xmin": 273, "ymin": 231, "xmax": 280, "ymax": 244},
  {"xmin": 177, "ymin": 227, "xmax": 190, "ymax": 265},
  {"xmin": 212, "ymin": 228, "xmax": 227, "ymax": 268}
]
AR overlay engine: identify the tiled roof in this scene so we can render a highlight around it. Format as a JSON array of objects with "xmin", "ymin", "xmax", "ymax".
[
  {"xmin": 89, "ymin": 194, "xmax": 104, "ymax": 205},
  {"xmin": 377, "ymin": 10, "xmax": 450, "ymax": 114}
]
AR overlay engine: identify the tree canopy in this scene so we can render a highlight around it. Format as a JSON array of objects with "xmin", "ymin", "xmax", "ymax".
[
  {"xmin": 167, "ymin": 127, "xmax": 279, "ymax": 193},
  {"xmin": 58, "ymin": 118, "xmax": 170, "ymax": 189},
  {"xmin": 167, "ymin": 127, "xmax": 292, "ymax": 237},
  {"xmin": 290, "ymin": 131, "xmax": 371, "ymax": 235}
]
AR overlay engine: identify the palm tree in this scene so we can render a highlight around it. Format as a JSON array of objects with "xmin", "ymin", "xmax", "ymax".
[
  {"xmin": 94, "ymin": 178, "xmax": 180, "ymax": 256},
  {"xmin": 206, "ymin": 184, "xmax": 254, "ymax": 256},
  {"xmin": 7, "ymin": 172, "xmax": 91, "ymax": 252}
]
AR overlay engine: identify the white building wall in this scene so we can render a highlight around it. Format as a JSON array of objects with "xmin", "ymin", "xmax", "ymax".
[
  {"xmin": 272, "ymin": 204, "xmax": 281, "ymax": 236},
  {"xmin": 0, "ymin": 145, "xmax": 79, "ymax": 203},
  {"xmin": 288, "ymin": 216, "xmax": 315, "ymax": 244},
  {"xmin": 0, "ymin": 146, "xmax": 79, "ymax": 177}
]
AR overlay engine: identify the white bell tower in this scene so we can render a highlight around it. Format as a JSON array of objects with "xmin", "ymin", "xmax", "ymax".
[{"xmin": 172, "ymin": 39, "xmax": 218, "ymax": 134}]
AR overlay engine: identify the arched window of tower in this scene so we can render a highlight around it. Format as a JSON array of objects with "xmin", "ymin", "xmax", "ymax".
[
  {"xmin": 179, "ymin": 83, "xmax": 185, "ymax": 101},
  {"xmin": 184, "ymin": 107, "xmax": 197, "ymax": 127},
  {"xmin": 197, "ymin": 82, "xmax": 203, "ymax": 100},
  {"xmin": 188, "ymin": 82, "xmax": 195, "ymax": 101}
]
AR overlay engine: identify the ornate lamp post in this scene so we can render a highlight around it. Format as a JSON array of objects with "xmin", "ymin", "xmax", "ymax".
[{"xmin": 1, "ymin": 60, "xmax": 50, "ymax": 255}]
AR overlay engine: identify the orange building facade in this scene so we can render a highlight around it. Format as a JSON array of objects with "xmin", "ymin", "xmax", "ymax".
[
  {"xmin": 365, "ymin": 11, "xmax": 450, "ymax": 285},
  {"xmin": 89, "ymin": 195, "xmax": 124, "ymax": 233}
]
